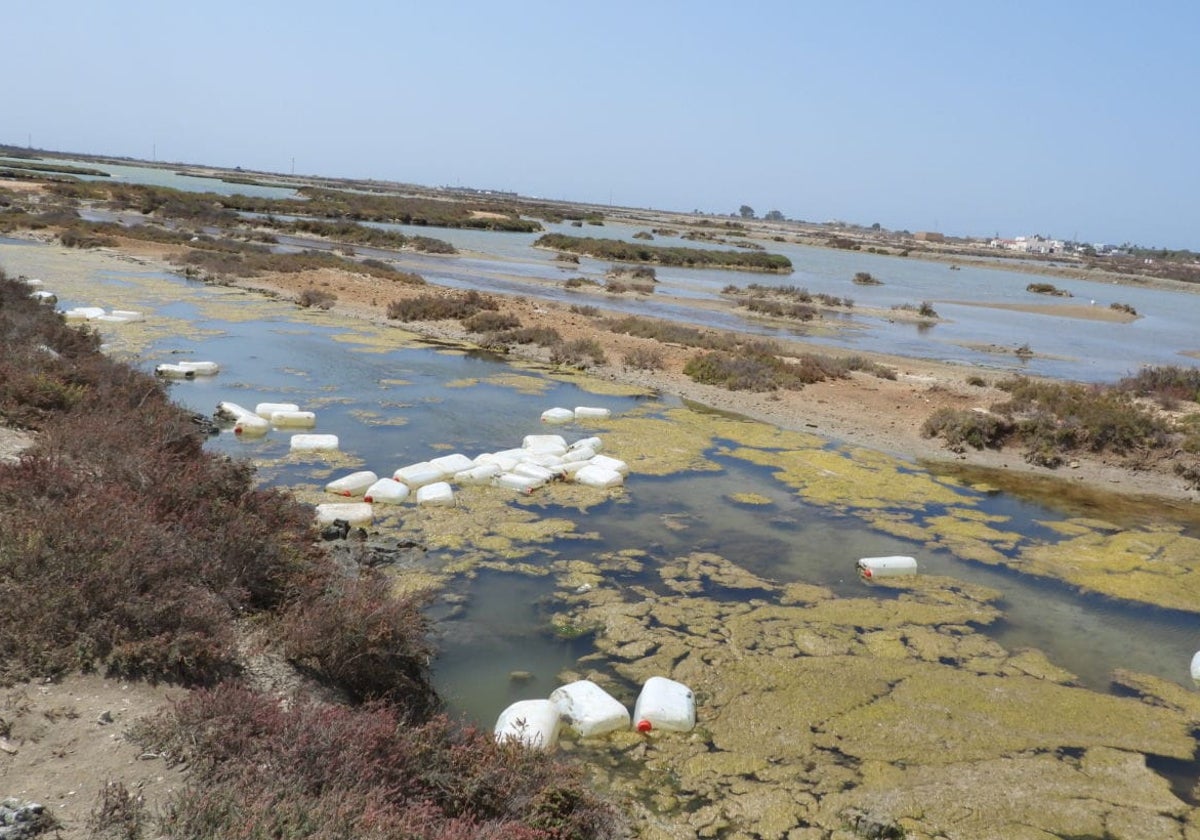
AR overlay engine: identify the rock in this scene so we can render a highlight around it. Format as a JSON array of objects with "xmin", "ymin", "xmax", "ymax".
[{"xmin": 0, "ymin": 799, "xmax": 55, "ymax": 839}]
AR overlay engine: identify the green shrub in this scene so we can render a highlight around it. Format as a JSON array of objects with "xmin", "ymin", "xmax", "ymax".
[
  {"xmin": 921, "ymin": 408, "xmax": 1012, "ymax": 451},
  {"xmin": 852, "ymin": 271, "xmax": 881, "ymax": 285},
  {"xmin": 386, "ymin": 290, "xmax": 497, "ymax": 321},
  {"xmin": 550, "ymin": 338, "xmax": 607, "ymax": 368},
  {"xmin": 1116, "ymin": 365, "xmax": 1200, "ymax": 406},
  {"xmin": 683, "ymin": 347, "xmax": 847, "ymax": 391},
  {"xmin": 569, "ymin": 304, "xmax": 599, "ymax": 316},
  {"xmin": 1027, "ymin": 282, "xmax": 1070, "ymax": 297},
  {"xmin": 296, "ymin": 287, "xmax": 337, "ymax": 309}
]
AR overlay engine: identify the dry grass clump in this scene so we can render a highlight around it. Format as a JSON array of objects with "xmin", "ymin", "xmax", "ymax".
[
  {"xmin": 600, "ymin": 315, "xmax": 739, "ymax": 351},
  {"xmin": 622, "ymin": 346, "xmax": 665, "ymax": 371}
]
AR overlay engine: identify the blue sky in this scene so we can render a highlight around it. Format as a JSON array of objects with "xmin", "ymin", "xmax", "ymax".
[{"xmin": 4, "ymin": 1, "xmax": 1198, "ymax": 249}]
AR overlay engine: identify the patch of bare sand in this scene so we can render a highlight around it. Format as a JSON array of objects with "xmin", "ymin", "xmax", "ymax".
[
  {"xmin": 0, "ymin": 675, "xmax": 185, "ymax": 839},
  {"xmin": 946, "ymin": 299, "xmax": 1139, "ymax": 322},
  {"xmin": 0, "ymin": 179, "xmax": 47, "ymax": 194}
]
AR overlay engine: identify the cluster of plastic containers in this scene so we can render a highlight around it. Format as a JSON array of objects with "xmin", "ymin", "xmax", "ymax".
[
  {"xmin": 58, "ymin": 304, "xmax": 145, "ymax": 323},
  {"xmin": 312, "ymin": 428, "xmax": 629, "ymax": 527},
  {"xmin": 540, "ymin": 405, "xmax": 612, "ymax": 424},
  {"xmin": 494, "ymin": 676, "xmax": 695, "ymax": 751},
  {"xmin": 214, "ymin": 401, "xmax": 322, "ymax": 440}
]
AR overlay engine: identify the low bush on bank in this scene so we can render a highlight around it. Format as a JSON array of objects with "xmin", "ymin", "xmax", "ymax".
[
  {"xmin": 600, "ymin": 315, "xmax": 740, "ymax": 351},
  {"xmin": 684, "ymin": 345, "xmax": 851, "ymax": 391},
  {"xmin": 386, "ymin": 290, "xmax": 498, "ymax": 322},
  {"xmin": 550, "ymin": 338, "xmax": 607, "ymax": 368},
  {"xmin": 922, "ymin": 372, "xmax": 1197, "ymax": 475},
  {"xmin": 463, "ymin": 310, "xmax": 521, "ymax": 333},
  {"xmin": 1116, "ymin": 365, "xmax": 1200, "ymax": 407},
  {"xmin": 922, "ymin": 408, "xmax": 1013, "ymax": 452},
  {"xmin": 623, "ymin": 346, "xmax": 665, "ymax": 371},
  {"xmin": 297, "ymin": 287, "xmax": 338, "ymax": 309},
  {"xmin": 138, "ymin": 685, "xmax": 622, "ymax": 839}
]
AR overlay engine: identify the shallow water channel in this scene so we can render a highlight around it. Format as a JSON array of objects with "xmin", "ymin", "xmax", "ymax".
[{"xmin": 5, "ymin": 241, "xmax": 1197, "ymax": 749}]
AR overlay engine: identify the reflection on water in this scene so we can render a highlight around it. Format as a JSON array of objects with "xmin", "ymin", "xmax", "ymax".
[{"xmin": 2, "ymin": 239, "xmax": 1198, "ymax": 735}]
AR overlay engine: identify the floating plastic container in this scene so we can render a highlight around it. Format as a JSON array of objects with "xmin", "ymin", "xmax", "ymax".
[
  {"xmin": 559, "ymin": 460, "xmax": 592, "ymax": 478},
  {"xmin": 290, "ymin": 433, "xmax": 339, "ymax": 452},
  {"xmin": 561, "ymin": 446, "xmax": 595, "ymax": 464},
  {"xmin": 494, "ymin": 472, "xmax": 544, "ymax": 493},
  {"xmin": 416, "ymin": 481, "xmax": 455, "ymax": 507},
  {"xmin": 569, "ymin": 436, "xmax": 603, "ymax": 453},
  {"xmin": 314, "ymin": 502, "xmax": 373, "ymax": 527},
  {"xmin": 233, "ymin": 414, "xmax": 270, "ymax": 437},
  {"xmin": 514, "ymin": 462, "xmax": 556, "ymax": 483},
  {"xmin": 158, "ymin": 361, "xmax": 219, "ymax": 379},
  {"xmin": 857, "ymin": 556, "xmax": 918, "ymax": 579},
  {"xmin": 494, "ymin": 699, "xmax": 562, "ymax": 750},
  {"xmin": 589, "ymin": 454, "xmax": 629, "ymax": 476},
  {"xmin": 541, "ymin": 407, "xmax": 575, "ymax": 424},
  {"xmin": 1191, "ymin": 651, "xmax": 1200, "ymax": 684},
  {"xmin": 155, "ymin": 363, "xmax": 198, "ymax": 379},
  {"xmin": 255, "ymin": 402, "xmax": 300, "ymax": 419},
  {"xmin": 216, "ymin": 401, "xmax": 255, "ymax": 421},
  {"xmin": 62, "ymin": 306, "xmax": 106, "ymax": 321},
  {"xmin": 271, "ymin": 410, "xmax": 317, "ymax": 428},
  {"xmin": 454, "ymin": 463, "xmax": 501, "ymax": 485},
  {"xmin": 574, "ymin": 464, "xmax": 624, "ymax": 488},
  {"xmin": 520, "ymin": 451, "xmax": 565, "ymax": 469},
  {"xmin": 325, "ymin": 470, "xmax": 379, "ymax": 497},
  {"xmin": 176, "ymin": 360, "xmax": 218, "ymax": 376},
  {"xmin": 363, "ymin": 477, "xmax": 409, "ymax": 504},
  {"xmin": 475, "ymin": 451, "xmax": 522, "ymax": 472},
  {"xmin": 429, "ymin": 453, "xmax": 474, "ymax": 478},
  {"xmin": 633, "ymin": 677, "xmax": 695, "ymax": 733},
  {"xmin": 550, "ymin": 680, "xmax": 630, "ymax": 738},
  {"xmin": 522, "ymin": 434, "xmax": 567, "ymax": 455},
  {"xmin": 393, "ymin": 461, "xmax": 444, "ymax": 489},
  {"xmin": 574, "ymin": 406, "xmax": 611, "ymax": 420}
]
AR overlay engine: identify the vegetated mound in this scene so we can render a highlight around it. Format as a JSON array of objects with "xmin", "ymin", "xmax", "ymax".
[
  {"xmin": 0, "ymin": 268, "xmax": 625, "ymax": 839},
  {"xmin": 921, "ymin": 371, "xmax": 1200, "ymax": 485},
  {"xmin": 534, "ymin": 232, "xmax": 794, "ymax": 273}
]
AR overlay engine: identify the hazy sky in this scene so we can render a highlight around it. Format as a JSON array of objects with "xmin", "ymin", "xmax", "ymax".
[{"xmin": 5, "ymin": 1, "xmax": 1198, "ymax": 249}]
